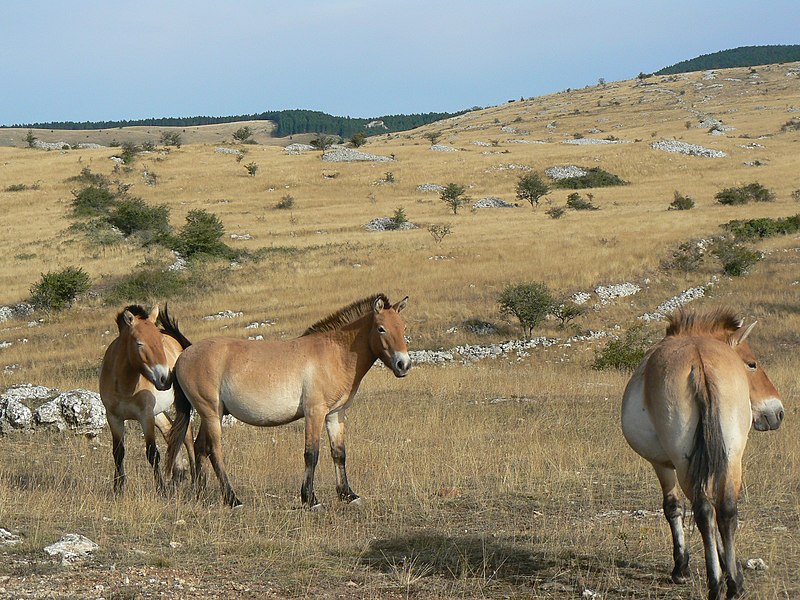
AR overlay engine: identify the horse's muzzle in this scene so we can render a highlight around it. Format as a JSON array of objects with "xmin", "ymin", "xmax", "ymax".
[
  {"xmin": 390, "ymin": 353, "xmax": 412, "ymax": 378},
  {"xmin": 752, "ymin": 398, "xmax": 784, "ymax": 431}
]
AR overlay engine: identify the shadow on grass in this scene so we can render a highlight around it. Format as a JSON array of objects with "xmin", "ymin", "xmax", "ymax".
[{"xmin": 361, "ymin": 531, "xmax": 555, "ymax": 582}]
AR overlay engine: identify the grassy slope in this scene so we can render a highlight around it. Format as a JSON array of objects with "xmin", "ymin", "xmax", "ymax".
[{"xmin": 0, "ymin": 62, "xmax": 798, "ymax": 598}]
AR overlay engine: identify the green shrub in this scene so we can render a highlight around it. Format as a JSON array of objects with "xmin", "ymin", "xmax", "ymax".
[
  {"xmin": 566, "ymin": 192, "xmax": 598, "ymax": 210},
  {"xmin": 715, "ymin": 182, "xmax": 775, "ymax": 205},
  {"xmin": 65, "ymin": 167, "xmax": 110, "ymax": 188},
  {"xmin": 592, "ymin": 325, "xmax": 653, "ymax": 371},
  {"xmin": 5, "ymin": 183, "xmax": 29, "ymax": 192},
  {"xmin": 71, "ymin": 185, "xmax": 116, "ymax": 216},
  {"xmin": 69, "ymin": 219, "xmax": 124, "ymax": 247},
  {"xmin": 667, "ymin": 240, "xmax": 706, "ymax": 273},
  {"xmin": 160, "ymin": 131, "xmax": 182, "ymax": 147},
  {"xmin": 722, "ymin": 215, "xmax": 800, "ymax": 241},
  {"xmin": 711, "ymin": 239, "xmax": 762, "ymax": 276},
  {"xmin": 244, "ymin": 162, "xmax": 258, "ymax": 176},
  {"xmin": 792, "ymin": 189, "xmax": 800, "ymax": 202},
  {"xmin": 669, "ymin": 191, "xmax": 695, "ymax": 210},
  {"xmin": 554, "ymin": 167, "xmax": 627, "ymax": 189},
  {"xmin": 173, "ymin": 209, "xmax": 238, "ymax": 260},
  {"xmin": 30, "ymin": 267, "xmax": 91, "ymax": 311},
  {"xmin": 391, "ymin": 206, "xmax": 408, "ymax": 226},
  {"xmin": 428, "ymin": 224, "xmax": 452, "ymax": 244},
  {"xmin": 108, "ymin": 197, "xmax": 172, "ymax": 242},
  {"xmin": 551, "ymin": 302, "xmax": 586, "ymax": 328},
  {"xmin": 440, "ymin": 183, "xmax": 469, "ymax": 214},
  {"xmin": 104, "ymin": 268, "xmax": 191, "ymax": 306},
  {"xmin": 546, "ymin": 206, "xmax": 566, "ymax": 219},
  {"xmin": 498, "ymin": 282, "xmax": 556, "ymax": 338}
]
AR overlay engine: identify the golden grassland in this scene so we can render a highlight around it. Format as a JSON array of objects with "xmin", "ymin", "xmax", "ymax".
[{"xmin": 0, "ymin": 63, "xmax": 799, "ymax": 598}]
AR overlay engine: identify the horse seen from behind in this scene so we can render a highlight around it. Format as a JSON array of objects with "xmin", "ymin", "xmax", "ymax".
[
  {"xmin": 622, "ymin": 307, "xmax": 784, "ymax": 599},
  {"xmin": 165, "ymin": 293, "xmax": 411, "ymax": 509},
  {"xmin": 99, "ymin": 304, "xmax": 195, "ymax": 495}
]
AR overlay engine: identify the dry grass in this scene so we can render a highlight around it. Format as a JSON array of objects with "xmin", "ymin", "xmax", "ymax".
[{"xmin": 0, "ymin": 63, "xmax": 799, "ymax": 598}]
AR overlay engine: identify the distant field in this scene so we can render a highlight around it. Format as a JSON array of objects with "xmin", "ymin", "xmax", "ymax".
[{"xmin": 0, "ymin": 62, "xmax": 798, "ymax": 598}]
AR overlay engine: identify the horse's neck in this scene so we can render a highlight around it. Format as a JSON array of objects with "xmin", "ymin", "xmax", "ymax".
[{"xmin": 329, "ymin": 316, "xmax": 377, "ymax": 376}]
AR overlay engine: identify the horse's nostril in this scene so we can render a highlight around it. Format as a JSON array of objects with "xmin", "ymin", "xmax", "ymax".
[{"xmin": 778, "ymin": 409, "xmax": 785, "ymax": 422}]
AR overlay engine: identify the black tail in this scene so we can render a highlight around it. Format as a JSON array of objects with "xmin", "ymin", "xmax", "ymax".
[
  {"xmin": 159, "ymin": 303, "xmax": 193, "ymax": 350},
  {"xmin": 164, "ymin": 371, "xmax": 193, "ymax": 479},
  {"xmin": 687, "ymin": 361, "xmax": 728, "ymax": 502}
]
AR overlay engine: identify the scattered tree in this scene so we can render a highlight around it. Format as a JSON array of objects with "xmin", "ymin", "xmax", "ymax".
[
  {"xmin": 516, "ymin": 173, "xmax": 549, "ymax": 209},
  {"xmin": 233, "ymin": 126, "xmax": 254, "ymax": 143},
  {"xmin": 160, "ymin": 131, "xmax": 182, "ymax": 147},
  {"xmin": 440, "ymin": 183, "xmax": 469, "ymax": 214},
  {"xmin": 244, "ymin": 162, "xmax": 258, "ymax": 176},
  {"xmin": 349, "ymin": 132, "xmax": 367, "ymax": 148},
  {"xmin": 498, "ymin": 282, "xmax": 556, "ymax": 338},
  {"xmin": 552, "ymin": 302, "xmax": 586, "ymax": 328},
  {"xmin": 428, "ymin": 224, "xmax": 452, "ymax": 244},
  {"xmin": 423, "ymin": 131, "xmax": 441, "ymax": 146},
  {"xmin": 25, "ymin": 130, "xmax": 37, "ymax": 148}
]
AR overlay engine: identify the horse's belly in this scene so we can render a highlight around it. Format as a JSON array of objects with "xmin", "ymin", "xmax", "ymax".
[
  {"xmin": 622, "ymin": 377, "xmax": 671, "ymax": 466},
  {"xmin": 222, "ymin": 389, "xmax": 303, "ymax": 427}
]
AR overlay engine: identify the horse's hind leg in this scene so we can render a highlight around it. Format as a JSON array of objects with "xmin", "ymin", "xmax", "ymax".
[
  {"xmin": 654, "ymin": 465, "xmax": 689, "ymax": 583},
  {"xmin": 326, "ymin": 411, "xmax": 359, "ymax": 503},
  {"xmin": 202, "ymin": 417, "xmax": 242, "ymax": 508},
  {"xmin": 693, "ymin": 492, "xmax": 725, "ymax": 600},
  {"xmin": 301, "ymin": 408, "xmax": 325, "ymax": 508},
  {"xmin": 108, "ymin": 414, "xmax": 126, "ymax": 495},
  {"xmin": 716, "ymin": 481, "xmax": 744, "ymax": 598}
]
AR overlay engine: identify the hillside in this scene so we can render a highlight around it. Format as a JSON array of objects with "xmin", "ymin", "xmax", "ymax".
[
  {"xmin": 0, "ymin": 62, "xmax": 799, "ymax": 599},
  {"xmin": 656, "ymin": 44, "xmax": 800, "ymax": 75}
]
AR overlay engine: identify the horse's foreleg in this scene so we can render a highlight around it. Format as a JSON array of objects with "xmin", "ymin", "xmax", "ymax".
[
  {"xmin": 108, "ymin": 414, "xmax": 126, "ymax": 495},
  {"xmin": 654, "ymin": 465, "xmax": 689, "ymax": 583},
  {"xmin": 141, "ymin": 412, "xmax": 166, "ymax": 496},
  {"xmin": 326, "ymin": 411, "xmax": 358, "ymax": 503},
  {"xmin": 693, "ymin": 492, "xmax": 724, "ymax": 600},
  {"xmin": 302, "ymin": 409, "xmax": 325, "ymax": 508}
]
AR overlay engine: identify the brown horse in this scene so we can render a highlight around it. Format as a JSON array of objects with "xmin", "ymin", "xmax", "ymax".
[
  {"xmin": 622, "ymin": 308, "xmax": 784, "ymax": 599},
  {"xmin": 99, "ymin": 305, "xmax": 195, "ymax": 495},
  {"xmin": 165, "ymin": 293, "xmax": 410, "ymax": 508}
]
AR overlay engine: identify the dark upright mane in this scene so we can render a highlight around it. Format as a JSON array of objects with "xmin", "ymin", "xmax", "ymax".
[
  {"xmin": 116, "ymin": 304, "xmax": 150, "ymax": 331},
  {"xmin": 302, "ymin": 294, "xmax": 390, "ymax": 336},
  {"xmin": 666, "ymin": 307, "xmax": 743, "ymax": 339}
]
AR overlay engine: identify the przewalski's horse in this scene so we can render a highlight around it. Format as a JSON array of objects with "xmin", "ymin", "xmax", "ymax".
[
  {"xmin": 165, "ymin": 293, "xmax": 410, "ymax": 508},
  {"xmin": 99, "ymin": 304, "xmax": 195, "ymax": 495},
  {"xmin": 622, "ymin": 308, "xmax": 784, "ymax": 600}
]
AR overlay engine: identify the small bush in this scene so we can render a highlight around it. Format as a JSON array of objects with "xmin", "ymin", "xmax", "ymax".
[
  {"xmin": 440, "ymin": 183, "xmax": 469, "ymax": 214},
  {"xmin": 516, "ymin": 173, "xmax": 550, "ymax": 208},
  {"xmin": 715, "ymin": 182, "xmax": 775, "ymax": 205},
  {"xmin": 669, "ymin": 191, "xmax": 695, "ymax": 210},
  {"xmin": 565, "ymin": 192, "xmax": 598, "ymax": 210},
  {"xmin": 554, "ymin": 167, "xmax": 627, "ymax": 189},
  {"xmin": 666, "ymin": 240, "xmax": 706, "ymax": 273},
  {"xmin": 65, "ymin": 167, "xmax": 110, "ymax": 188},
  {"xmin": 69, "ymin": 219, "xmax": 124, "ymax": 247},
  {"xmin": 792, "ymin": 189, "xmax": 800, "ymax": 202},
  {"xmin": 546, "ymin": 206, "xmax": 566, "ymax": 219},
  {"xmin": 160, "ymin": 131, "xmax": 182, "ymax": 147},
  {"xmin": 276, "ymin": 195, "xmax": 295, "ymax": 209},
  {"xmin": 173, "ymin": 209, "xmax": 239, "ymax": 260},
  {"xmin": 71, "ymin": 185, "xmax": 116, "ymax": 216},
  {"xmin": 428, "ymin": 224, "xmax": 452, "ymax": 244},
  {"xmin": 244, "ymin": 162, "xmax": 258, "ymax": 176},
  {"xmin": 711, "ymin": 238, "xmax": 762, "ymax": 276},
  {"xmin": 5, "ymin": 183, "xmax": 29, "ymax": 192},
  {"xmin": 498, "ymin": 282, "xmax": 556, "ymax": 338},
  {"xmin": 722, "ymin": 215, "xmax": 800, "ymax": 241},
  {"xmin": 30, "ymin": 267, "xmax": 91, "ymax": 311},
  {"xmin": 104, "ymin": 268, "xmax": 191, "ymax": 306},
  {"xmin": 391, "ymin": 206, "xmax": 408, "ymax": 226},
  {"xmin": 551, "ymin": 302, "xmax": 586, "ymax": 328},
  {"xmin": 781, "ymin": 118, "xmax": 800, "ymax": 132},
  {"xmin": 108, "ymin": 197, "xmax": 172, "ymax": 242},
  {"xmin": 592, "ymin": 325, "xmax": 653, "ymax": 371}
]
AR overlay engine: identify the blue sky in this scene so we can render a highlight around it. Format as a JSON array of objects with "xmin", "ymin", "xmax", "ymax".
[{"xmin": 1, "ymin": 0, "xmax": 798, "ymax": 126}]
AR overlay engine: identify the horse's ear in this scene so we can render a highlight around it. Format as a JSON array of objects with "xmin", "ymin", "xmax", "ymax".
[
  {"xmin": 148, "ymin": 305, "xmax": 160, "ymax": 323},
  {"xmin": 122, "ymin": 310, "xmax": 135, "ymax": 328},
  {"xmin": 393, "ymin": 296, "xmax": 409, "ymax": 313},
  {"xmin": 373, "ymin": 296, "xmax": 386, "ymax": 313},
  {"xmin": 731, "ymin": 320, "xmax": 757, "ymax": 346}
]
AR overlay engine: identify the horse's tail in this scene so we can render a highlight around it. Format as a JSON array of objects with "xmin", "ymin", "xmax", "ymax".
[
  {"xmin": 159, "ymin": 303, "xmax": 193, "ymax": 350},
  {"xmin": 164, "ymin": 370, "xmax": 193, "ymax": 479},
  {"xmin": 687, "ymin": 357, "xmax": 728, "ymax": 502}
]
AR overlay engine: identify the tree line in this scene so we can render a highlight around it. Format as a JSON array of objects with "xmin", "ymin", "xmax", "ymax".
[
  {"xmin": 3, "ymin": 109, "xmax": 467, "ymax": 139},
  {"xmin": 655, "ymin": 44, "xmax": 800, "ymax": 76}
]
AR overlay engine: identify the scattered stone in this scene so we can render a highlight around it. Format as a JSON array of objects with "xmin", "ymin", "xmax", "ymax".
[
  {"xmin": 0, "ymin": 528, "xmax": 21, "ymax": 546},
  {"xmin": 0, "ymin": 303, "xmax": 34, "ymax": 323},
  {"xmin": 595, "ymin": 283, "xmax": 641, "ymax": 304},
  {"xmin": 363, "ymin": 218, "xmax": 416, "ymax": 231},
  {"xmin": 563, "ymin": 137, "xmax": 624, "ymax": 145},
  {"xmin": 430, "ymin": 144, "xmax": 458, "ymax": 152},
  {"xmin": 44, "ymin": 534, "xmax": 98, "ymax": 564},
  {"xmin": 546, "ymin": 165, "xmax": 588, "ymax": 180},
  {"xmin": 650, "ymin": 140, "xmax": 726, "ymax": 158},
  {"xmin": 745, "ymin": 558, "xmax": 768, "ymax": 571},
  {"xmin": 472, "ymin": 197, "xmax": 516, "ymax": 209},
  {"xmin": 215, "ymin": 147, "xmax": 243, "ymax": 156},
  {"xmin": 203, "ymin": 310, "xmax": 243, "ymax": 321},
  {"xmin": 230, "ymin": 233, "xmax": 252, "ymax": 240},
  {"xmin": 322, "ymin": 148, "xmax": 393, "ymax": 162},
  {"xmin": 639, "ymin": 286, "xmax": 708, "ymax": 322},
  {"xmin": 417, "ymin": 183, "xmax": 445, "ymax": 193}
]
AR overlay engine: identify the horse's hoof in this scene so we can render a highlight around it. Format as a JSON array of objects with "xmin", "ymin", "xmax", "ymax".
[
  {"xmin": 672, "ymin": 574, "xmax": 688, "ymax": 585},
  {"xmin": 231, "ymin": 503, "xmax": 244, "ymax": 512},
  {"xmin": 348, "ymin": 497, "xmax": 364, "ymax": 507}
]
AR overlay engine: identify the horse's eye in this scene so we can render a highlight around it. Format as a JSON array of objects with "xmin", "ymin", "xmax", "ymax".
[
  {"xmin": 378, "ymin": 326, "xmax": 386, "ymax": 334},
  {"xmin": 746, "ymin": 361, "xmax": 757, "ymax": 370}
]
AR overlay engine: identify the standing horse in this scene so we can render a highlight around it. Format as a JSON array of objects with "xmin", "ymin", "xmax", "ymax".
[
  {"xmin": 99, "ymin": 304, "xmax": 195, "ymax": 495},
  {"xmin": 621, "ymin": 308, "xmax": 784, "ymax": 599},
  {"xmin": 165, "ymin": 293, "xmax": 410, "ymax": 508}
]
